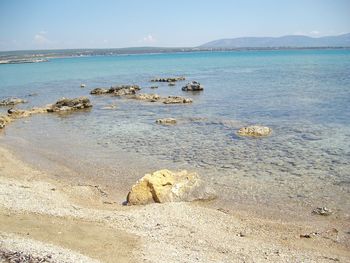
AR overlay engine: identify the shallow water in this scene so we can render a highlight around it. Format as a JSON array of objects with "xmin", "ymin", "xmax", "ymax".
[{"xmin": 1, "ymin": 50, "xmax": 350, "ymax": 217}]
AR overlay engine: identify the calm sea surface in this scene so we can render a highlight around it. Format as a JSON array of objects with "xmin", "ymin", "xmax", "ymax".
[{"xmin": 1, "ymin": 50, "xmax": 349, "ymax": 216}]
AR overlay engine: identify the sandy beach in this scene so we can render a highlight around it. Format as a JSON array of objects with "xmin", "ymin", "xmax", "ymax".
[{"xmin": 0, "ymin": 144, "xmax": 349, "ymax": 263}]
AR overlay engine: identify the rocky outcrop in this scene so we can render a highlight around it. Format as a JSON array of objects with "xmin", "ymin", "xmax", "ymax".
[
  {"xmin": 182, "ymin": 81, "xmax": 204, "ymax": 91},
  {"xmin": 132, "ymin": 93, "xmax": 161, "ymax": 102},
  {"xmin": 7, "ymin": 107, "xmax": 49, "ymax": 119},
  {"xmin": 90, "ymin": 85, "xmax": 140, "ymax": 96},
  {"xmin": 162, "ymin": 96, "xmax": 193, "ymax": 104},
  {"xmin": 237, "ymin": 125, "xmax": 272, "ymax": 137},
  {"xmin": 151, "ymin": 77, "xmax": 185, "ymax": 82},
  {"xmin": 156, "ymin": 118, "xmax": 177, "ymax": 125},
  {"xmin": 127, "ymin": 169, "xmax": 216, "ymax": 205},
  {"xmin": 0, "ymin": 98, "xmax": 27, "ymax": 106},
  {"xmin": 47, "ymin": 97, "xmax": 92, "ymax": 112}
]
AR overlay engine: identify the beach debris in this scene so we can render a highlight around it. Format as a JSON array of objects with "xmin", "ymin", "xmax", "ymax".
[
  {"xmin": 48, "ymin": 97, "xmax": 92, "ymax": 112},
  {"xmin": 80, "ymin": 83, "xmax": 86, "ymax": 88},
  {"xmin": 0, "ymin": 248, "xmax": 54, "ymax": 263},
  {"xmin": 182, "ymin": 81, "xmax": 204, "ymax": 91},
  {"xmin": 127, "ymin": 169, "xmax": 217, "ymax": 205},
  {"xmin": 90, "ymin": 85, "xmax": 140, "ymax": 96},
  {"xmin": 151, "ymin": 76, "xmax": 185, "ymax": 82},
  {"xmin": 237, "ymin": 125, "xmax": 272, "ymax": 137},
  {"xmin": 312, "ymin": 207, "xmax": 333, "ymax": 216},
  {"xmin": 0, "ymin": 97, "xmax": 27, "ymax": 106},
  {"xmin": 168, "ymin": 82, "xmax": 176, "ymax": 86},
  {"xmin": 156, "ymin": 118, "xmax": 177, "ymax": 125}
]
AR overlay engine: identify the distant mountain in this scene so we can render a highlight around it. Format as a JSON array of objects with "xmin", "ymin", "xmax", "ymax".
[{"xmin": 200, "ymin": 33, "xmax": 350, "ymax": 48}]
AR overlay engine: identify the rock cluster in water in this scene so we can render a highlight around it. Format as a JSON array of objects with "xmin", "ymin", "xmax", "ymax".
[
  {"xmin": 182, "ymin": 81, "xmax": 204, "ymax": 91},
  {"xmin": 151, "ymin": 77, "xmax": 185, "ymax": 82},
  {"xmin": 237, "ymin": 125, "xmax": 272, "ymax": 137},
  {"xmin": 127, "ymin": 169, "xmax": 216, "ymax": 205},
  {"xmin": 47, "ymin": 97, "xmax": 92, "ymax": 112},
  {"xmin": 90, "ymin": 85, "xmax": 140, "ymax": 96},
  {"xmin": 0, "ymin": 97, "xmax": 93, "ymax": 130},
  {"xmin": 0, "ymin": 97, "xmax": 27, "ymax": 106},
  {"xmin": 156, "ymin": 118, "xmax": 177, "ymax": 125}
]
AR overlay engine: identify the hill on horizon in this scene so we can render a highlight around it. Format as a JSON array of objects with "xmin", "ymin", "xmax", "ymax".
[{"xmin": 200, "ymin": 33, "xmax": 350, "ymax": 48}]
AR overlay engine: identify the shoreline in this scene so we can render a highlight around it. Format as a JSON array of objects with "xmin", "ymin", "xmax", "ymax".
[{"xmin": 1, "ymin": 143, "xmax": 349, "ymax": 262}]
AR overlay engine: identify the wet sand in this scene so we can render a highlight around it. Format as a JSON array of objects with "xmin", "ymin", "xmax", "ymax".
[{"xmin": 0, "ymin": 144, "xmax": 349, "ymax": 262}]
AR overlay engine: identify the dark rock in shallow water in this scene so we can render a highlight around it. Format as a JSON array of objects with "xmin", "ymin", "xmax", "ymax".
[
  {"xmin": 0, "ymin": 97, "xmax": 27, "ymax": 106},
  {"xmin": 90, "ymin": 85, "xmax": 140, "ymax": 96},
  {"xmin": 151, "ymin": 77, "xmax": 185, "ymax": 82},
  {"xmin": 182, "ymin": 81, "xmax": 204, "ymax": 91},
  {"xmin": 47, "ymin": 97, "xmax": 92, "ymax": 112}
]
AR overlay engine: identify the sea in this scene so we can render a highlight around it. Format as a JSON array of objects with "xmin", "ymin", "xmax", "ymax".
[{"xmin": 1, "ymin": 49, "xmax": 349, "ymax": 218}]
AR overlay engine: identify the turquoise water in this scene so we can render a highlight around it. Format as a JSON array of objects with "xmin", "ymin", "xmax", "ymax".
[{"xmin": 1, "ymin": 49, "xmax": 350, "ymax": 215}]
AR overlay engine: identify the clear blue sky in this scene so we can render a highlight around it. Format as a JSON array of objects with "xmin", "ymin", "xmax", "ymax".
[{"xmin": 0, "ymin": 0, "xmax": 349, "ymax": 51}]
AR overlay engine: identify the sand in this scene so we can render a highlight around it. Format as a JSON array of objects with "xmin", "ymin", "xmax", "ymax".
[{"xmin": 0, "ymin": 145, "xmax": 349, "ymax": 263}]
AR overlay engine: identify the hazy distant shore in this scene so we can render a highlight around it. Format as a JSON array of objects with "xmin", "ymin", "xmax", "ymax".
[{"xmin": 1, "ymin": 46, "xmax": 349, "ymax": 64}]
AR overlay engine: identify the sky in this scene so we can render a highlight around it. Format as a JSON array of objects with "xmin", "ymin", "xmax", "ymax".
[{"xmin": 0, "ymin": 0, "xmax": 349, "ymax": 51}]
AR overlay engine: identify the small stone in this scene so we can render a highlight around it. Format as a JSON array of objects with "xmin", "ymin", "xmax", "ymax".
[
  {"xmin": 312, "ymin": 207, "xmax": 333, "ymax": 216},
  {"xmin": 237, "ymin": 125, "xmax": 272, "ymax": 137},
  {"xmin": 80, "ymin": 83, "xmax": 86, "ymax": 88},
  {"xmin": 156, "ymin": 118, "xmax": 177, "ymax": 125}
]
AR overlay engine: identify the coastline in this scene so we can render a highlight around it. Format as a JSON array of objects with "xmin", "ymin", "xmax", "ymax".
[{"xmin": 1, "ymin": 143, "xmax": 349, "ymax": 262}]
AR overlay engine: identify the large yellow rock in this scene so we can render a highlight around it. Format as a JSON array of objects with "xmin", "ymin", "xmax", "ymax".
[{"xmin": 127, "ymin": 169, "xmax": 216, "ymax": 205}]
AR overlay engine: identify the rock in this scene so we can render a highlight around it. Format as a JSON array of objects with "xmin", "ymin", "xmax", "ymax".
[
  {"xmin": 0, "ymin": 97, "xmax": 27, "ymax": 106},
  {"xmin": 156, "ymin": 118, "xmax": 177, "ymax": 125},
  {"xmin": 47, "ymin": 97, "xmax": 92, "ymax": 112},
  {"xmin": 162, "ymin": 96, "xmax": 193, "ymax": 104},
  {"xmin": 80, "ymin": 84, "xmax": 86, "ymax": 88},
  {"xmin": 127, "ymin": 169, "xmax": 216, "ymax": 205},
  {"xmin": 132, "ymin": 93, "xmax": 161, "ymax": 102},
  {"xmin": 0, "ymin": 115, "xmax": 11, "ymax": 129},
  {"xmin": 237, "ymin": 125, "xmax": 272, "ymax": 137},
  {"xmin": 90, "ymin": 85, "xmax": 140, "ymax": 96},
  {"xmin": 168, "ymin": 82, "xmax": 176, "ymax": 86},
  {"xmin": 90, "ymin": 88, "xmax": 108, "ymax": 95},
  {"xmin": 149, "ymin": 86, "xmax": 158, "ymax": 89},
  {"xmin": 7, "ymin": 107, "xmax": 49, "ymax": 119},
  {"xmin": 312, "ymin": 207, "xmax": 333, "ymax": 216},
  {"xmin": 101, "ymin": 104, "xmax": 117, "ymax": 110},
  {"xmin": 182, "ymin": 81, "xmax": 204, "ymax": 91},
  {"xmin": 151, "ymin": 77, "xmax": 185, "ymax": 82}
]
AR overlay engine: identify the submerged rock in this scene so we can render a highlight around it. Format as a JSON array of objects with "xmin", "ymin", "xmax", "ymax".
[
  {"xmin": 7, "ymin": 107, "xmax": 49, "ymax": 119},
  {"xmin": 101, "ymin": 104, "xmax": 117, "ymax": 110},
  {"xmin": 156, "ymin": 118, "xmax": 177, "ymax": 125},
  {"xmin": 237, "ymin": 125, "xmax": 272, "ymax": 137},
  {"xmin": 149, "ymin": 86, "xmax": 158, "ymax": 89},
  {"xmin": 132, "ymin": 93, "xmax": 161, "ymax": 102},
  {"xmin": 163, "ymin": 96, "xmax": 193, "ymax": 104},
  {"xmin": 0, "ymin": 97, "xmax": 27, "ymax": 106},
  {"xmin": 182, "ymin": 81, "xmax": 204, "ymax": 91},
  {"xmin": 127, "ymin": 169, "xmax": 216, "ymax": 205},
  {"xmin": 47, "ymin": 97, "xmax": 92, "ymax": 112},
  {"xmin": 312, "ymin": 207, "xmax": 333, "ymax": 216},
  {"xmin": 168, "ymin": 82, "xmax": 176, "ymax": 86},
  {"xmin": 151, "ymin": 77, "xmax": 185, "ymax": 82}
]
